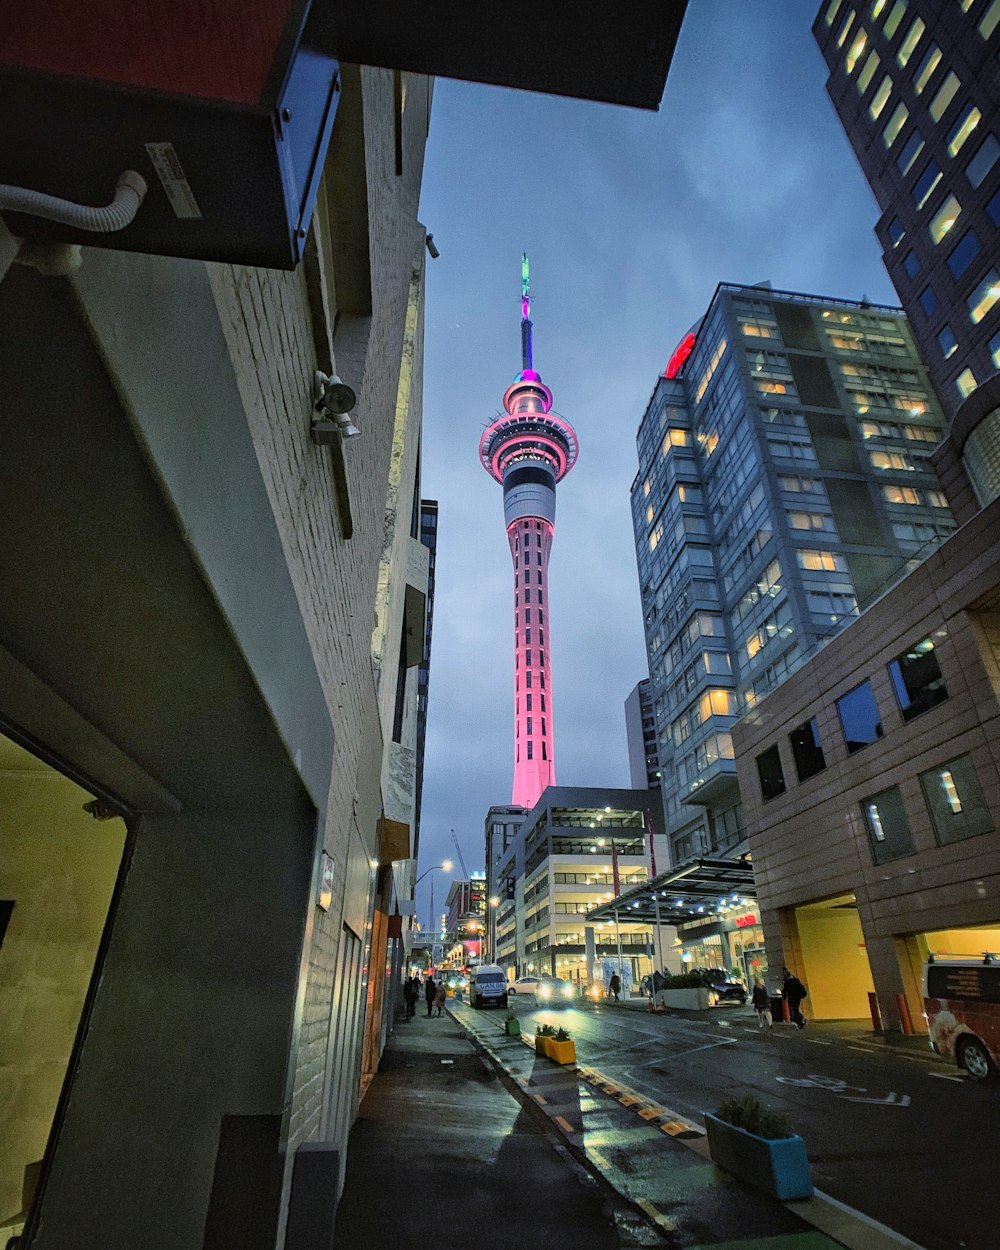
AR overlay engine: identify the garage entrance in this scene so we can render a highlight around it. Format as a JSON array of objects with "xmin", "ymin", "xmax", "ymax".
[
  {"xmin": 793, "ymin": 892, "xmax": 875, "ymax": 1020},
  {"xmin": 897, "ymin": 922, "xmax": 1000, "ymax": 1033},
  {"xmin": 0, "ymin": 729, "xmax": 128, "ymax": 1242}
]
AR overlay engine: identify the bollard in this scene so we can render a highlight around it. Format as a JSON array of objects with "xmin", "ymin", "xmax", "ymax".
[
  {"xmin": 896, "ymin": 991, "xmax": 913, "ymax": 1035},
  {"xmin": 868, "ymin": 991, "xmax": 883, "ymax": 1034}
]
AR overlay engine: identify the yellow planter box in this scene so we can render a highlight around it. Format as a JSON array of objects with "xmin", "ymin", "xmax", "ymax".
[
  {"xmin": 548, "ymin": 1039, "xmax": 576, "ymax": 1065},
  {"xmin": 535, "ymin": 1034, "xmax": 552, "ymax": 1057}
]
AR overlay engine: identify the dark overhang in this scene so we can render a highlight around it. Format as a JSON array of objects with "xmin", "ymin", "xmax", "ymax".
[
  {"xmin": 586, "ymin": 857, "xmax": 756, "ymax": 926},
  {"xmin": 313, "ymin": 2, "xmax": 690, "ymax": 110}
]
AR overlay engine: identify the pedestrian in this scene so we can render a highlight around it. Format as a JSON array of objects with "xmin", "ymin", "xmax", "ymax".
[
  {"xmin": 424, "ymin": 975, "xmax": 436, "ymax": 1018},
  {"xmin": 403, "ymin": 975, "xmax": 418, "ymax": 1020},
  {"xmin": 781, "ymin": 967, "xmax": 808, "ymax": 1029},
  {"xmin": 609, "ymin": 972, "xmax": 621, "ymax": 1003},
  {"xmin": 640, "ymin": 974, "xmax": 651, "ymax": 998},
  {"xmin": 434, "ymin": 981, "xmax": 446, "ymax": 1016},
  {"xmin": 752, "ymin": 979, "xmax": 773, "ymax": 1030}
]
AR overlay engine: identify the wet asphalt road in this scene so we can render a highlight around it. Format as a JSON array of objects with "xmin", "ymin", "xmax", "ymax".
[{"xmin": 510, "ymin": 996, "xmax": 1000, "ymax": 1250}]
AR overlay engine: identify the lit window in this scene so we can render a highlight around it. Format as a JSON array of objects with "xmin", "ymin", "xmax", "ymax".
[
  {"xmin": 920, "ymin": 753, "xmax": 993, "ymax": 844},
  {"xmin": 938, "ymin": 325, "xmax": 958, "ymax": 359},
  {"xmin": 871, "ymin": 0, "xmax": 888, "ymax": 14},
  {"xmin": 862, "ymin": 787, "xmax": 916, "ymax": 862},
  {"xmin": 896, "ymin": 16, "xmax": 924, "ymax": 65},
  {"xmin": 846, "ymin": 28, "xmax": 868, "ymax": 73},
  {"xmin": 797, "ymin": 549, "xmax": 845, "ymax": 571},
  {"xmin": 918, "ymin": 286, "xmax": 938, "ymax": 317},
  {"xmin": 643, "ymin": 478, "xmax": 651, "ymax": 496},
  {"xmin": 788, "ymin": 510, "xmax": 830, "ymax": 530},
  {"xmin": 965, "ymin": 134, "xmax": 998, "ymax": 187},
  {"xmin": 956, "ymin": 368, "xmax": 977, "ymax": 398},
  {"xmin": 929, "ymin": 71, "xmax": 960, "ymax": 123},
  {"xmin": 926, "ymin": 490, "xmax": 949, "ymax": 508},
  {"xmin": 869, "ymin": 75, "xmax": 892, "ymax": 120},
  {"xmin": 897, "ymin": 129, "xmax": 924, "ymax": 174},
  {"xmin": 884, "ymin": 0, "xmax": 907, "ymax": 38},
  {"xmin": 947, "ymin": 104, "xmax": 981, "ymax": 157},
  {"xmin": 883, "ymin": 102, "xmax": 909, "ymax": 148},
  {"xmin": 883, "ymin": 484, "xmax": 920, "ymax": 503},
  {"xmin": 991, "ymin": 330, "xmax": 1000, "ymax": 369},
  {"xmin": 858, "ymin": 49, "xmax": 880, "ymax": 92},
  {"xmin": 968, "ymin": 270, "xmax": 1000, "ymax": 324},
  {"xmin": 912, "ymin": 44, "xmax": 941, "ymax": 94},
  {"xmin": 825, "ymin": 0, "xmax": 843, "ymax": 24},
  {"xmin": 912, "ymin": 160, "xmax": 942, "ymax": 209},
  {"xmin": 871, "ymin": 450, "xmax": 915, "ymax": 470},
  {"xmin": 929, "ymin": 195, "xmax": 961, "ymax": 244},
  {"xmin": 662, "ymin": 428, "xmax": 689, "ymax": 455},
  {"xmin": 979, "ymin": 0, "xmax": 1000, "ymax": 39},
  {"xmin": 836, "ymin": 8, "xmax": 857, "ymax": 46},
  {"xmin": 941, "ymin": 770, "xmax": 962, "ymax": 814}
]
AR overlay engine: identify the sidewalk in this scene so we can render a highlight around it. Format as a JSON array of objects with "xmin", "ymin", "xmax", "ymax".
[{"xmin": 334, "ymin": 1005, "xmax": 923, "ymax": 1250}]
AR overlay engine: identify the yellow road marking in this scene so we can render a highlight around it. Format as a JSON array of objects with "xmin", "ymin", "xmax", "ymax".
[
  {"xmin": 554, "ymin": 1115, "xmax": 576, "ymax": 1133},
  {"xmin": 636, "ymin": 1199, "xmax": 678, "ymax": 1233},
  {"xmin": 638, "ymin": 1106, "xmax": 668, "ymax": 1120},
  {"xmin": 659, "ymin": 1120, "xmax": 689, "ymax": 1135},
  {"xmin": 533, "ymin": 1093, "xmax": 547, "ymax": 1105}
]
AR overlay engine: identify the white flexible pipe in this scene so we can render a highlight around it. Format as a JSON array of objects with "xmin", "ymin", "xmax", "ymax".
[{"xmin": 0, "ymin": 170, "xmax": 147, "ymax": 233}]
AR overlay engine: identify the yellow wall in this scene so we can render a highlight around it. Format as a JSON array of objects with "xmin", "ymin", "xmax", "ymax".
[
  {"xmin": 0, "ymin": 745, "xmax": 125, "ymax": 1226},
  {"xmin": 796, "ymin": 904, "xmax": 875, "ymax": 1020},
  {"xmin": 917, "ymin": 927, "xmax": 1000, "ymax": 957}
]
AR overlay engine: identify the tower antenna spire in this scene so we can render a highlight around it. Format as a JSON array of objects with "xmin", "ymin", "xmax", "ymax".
[{"xmin": 520, "ymin": 251, "xmax": 533, "ymax": 372}]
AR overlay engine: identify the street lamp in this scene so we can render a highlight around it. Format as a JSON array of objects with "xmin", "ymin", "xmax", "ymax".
[
  {"xmin": 489, "ymin": 895, "xmax": 500, "ymax": 962},
  {"xmin": 415, "ymin": 859, "xmax": 453, "ymax": 932}
]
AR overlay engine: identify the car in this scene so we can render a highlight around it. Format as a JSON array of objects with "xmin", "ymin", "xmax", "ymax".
[
  {"xmin": 535, "ymin": 976, "xmax": 576, "ymax": 1006},
  {"xmin": 507, "ymin": 976, "xmax": 541, "ymax": 997},
  {"xmin": 692, "ymin": 967, "xmax": 748, "ymax": 1004}
]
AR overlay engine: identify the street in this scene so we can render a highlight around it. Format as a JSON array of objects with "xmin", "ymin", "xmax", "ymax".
[{"xmin": 508, "ymin": 997, "xmax": 1000, "ymax": 1250}]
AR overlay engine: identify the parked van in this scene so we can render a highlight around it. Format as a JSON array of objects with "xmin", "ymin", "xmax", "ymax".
[
  {"xmin": 923, "ymin": 954, "xmax": 1000, "ymax": 1079},
  {"xmin": 471, "ymin": 964, "xmax": 508, "ymax": 1009}
]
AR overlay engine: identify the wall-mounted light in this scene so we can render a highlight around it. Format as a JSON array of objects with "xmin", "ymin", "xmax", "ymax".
[{"xmin": 311, "ymin": 370, "xmax": 360, "ymax": 443}]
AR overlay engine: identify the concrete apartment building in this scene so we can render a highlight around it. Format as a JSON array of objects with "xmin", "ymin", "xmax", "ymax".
[
  {"xmin": 733, "ymin": 495, "xmax": 1000, "ymax": 1032},
  {"xmin": 632, "ymin": 283, "xmax": 952, "ymax": 873},
  {"xmin": 624, "ymin": 678, "xmax": 663, "ymax": 792},
  {"xmin": 491, "ymin": 786, "xmax": 665, "ymax": 986},
  {"xmin": 813, "ymin": 0, "xmax": 1000, "ymax": 521}
]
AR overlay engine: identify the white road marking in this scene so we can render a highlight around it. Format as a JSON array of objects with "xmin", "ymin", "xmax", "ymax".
[{"xmin": 928, "ymin": 1071, "xmax": 965, "ymax": 1082}]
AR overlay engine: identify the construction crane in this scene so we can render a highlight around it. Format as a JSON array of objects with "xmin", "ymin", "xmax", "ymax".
[{"xmin": 450, "ymin": 829, "xmax": 470, "ymax": 880}]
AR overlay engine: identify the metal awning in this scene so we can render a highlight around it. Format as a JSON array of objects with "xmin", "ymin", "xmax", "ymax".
[{"xmin": 585, "ymin": 857, "xmax": 756, "ymax": 927}]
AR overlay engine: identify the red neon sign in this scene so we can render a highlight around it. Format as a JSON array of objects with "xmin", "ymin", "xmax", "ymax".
[
  {"xmin": 664, "ymin": 331, "xmax": 696, "ymax": 379},
  {"xmin": 734, "ymin": 913, "xmax": 758, "ymax": 929}
]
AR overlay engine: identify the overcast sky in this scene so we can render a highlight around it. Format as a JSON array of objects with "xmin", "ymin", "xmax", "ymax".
[{"xmin": 414, "ymin": 2, "xmax": 898, "ymax": 928}]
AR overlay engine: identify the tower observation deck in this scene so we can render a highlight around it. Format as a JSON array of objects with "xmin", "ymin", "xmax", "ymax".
[{"xmin": 479, "ymin": 255, "xmax": 578, "ymax": 808}]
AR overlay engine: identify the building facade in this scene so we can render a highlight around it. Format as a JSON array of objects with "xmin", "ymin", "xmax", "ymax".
[
  {"xmin": 413, "ymin": 498, "xmax": 439, "ymax": 857},
  {"xmin": 478, "ymin": 258, "xmax": 579, "ymax": 808},
  {"xmin": 813, "ymin": 0, "xmax": 1000, "ymax": 519},
  {"xmin": 632, "ymin": 282, "xmax": 953, "ymax": 869},
  {"xmin": 491, "ymin": 786, "xmax": 666, "ymax": 985},
  {"xmin": 624, "ymin": 678, "xmax": 662, "ymax": 791},
  {"xmin": 733, "ymin": 494, "xmax": 1000, "ymax": 1031}
]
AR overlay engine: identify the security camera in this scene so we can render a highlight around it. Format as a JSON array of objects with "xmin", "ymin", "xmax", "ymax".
[
  {"xmin": 426, "ymin": 233, "xmax": 440, "ymax": 259},
  {"xmin": 314, "ymin": 371, "xmax": 357, "ymax": 415}
]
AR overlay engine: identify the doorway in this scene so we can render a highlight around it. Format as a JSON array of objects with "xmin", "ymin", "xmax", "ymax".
[
  {"xmin": 793, "ymin": 892, "xmax": 875, "ymax": 1019},
  {"xmin": 0, "ymin": 730, "xmax": 128, "ymax": 1241}
]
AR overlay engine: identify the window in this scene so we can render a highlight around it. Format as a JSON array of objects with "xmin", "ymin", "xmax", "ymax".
[
  {"xmin": 887, "ymin": 216, "xmax": 905, "ymax": 247},
  {"xmin": 862, "ymin": 786, "xmax": 916, "ymax": 863},
  {"xmin": 756, "ymin": 745, "xmax": 786, "ymax": 801},
  {"xmin": 966, "ymin": 134, "xmax": 999, "ymax": 189},
  {"xmin": 884, "ymin": 484, "xmax": 920, "ymax": 503},
  {"xmin": 948, "ymin": 104, "xmax": 981, "ymax": 157},
  {"xmin": 869, "ymin": 75, "xmax": 892, "ymax": 120},
  {"xmin": 912, "ymin": 45, "xmax": 940, "ymax": 94},
  {"xmin": 527, "ymin": 741, "xmax": 533, "ymax": 760},
  {"xmin": 991, "ymin": 329, "xmax": 1000, "ymax": 370},
  {"xmin": 836, "ymin": 7, "xmax": 857, "ymax": 45},
  {"xmin": 788, "ymin": 510, "xmax": 833, "ymax": 530},
  {"xmin": 947, "ymin": 229, "xmax": 981, "ymax": 280},
  {"xmin": 888, "ymin": 636, "xmax": 948, "ymax": 721},
  {"xmin": 884, "ymin": 0, "xmax": 906, "ymax": 37},
  {"xmin": 846, "ymin": 27, "xmax": 868, "ymax": 73},
  {"xmin": 979, "ymin": 0, "xmax": 1000, "ymax": 39},
  {"xmin": 797, "ymin": 549, "xmax": 847, "ymax": 571},
  {"xmin": 663, "ymin": 428, "xmax": 689, "ymax": 455},
  {"xmin": 989, "ymin": 188, "xmax": 1000, "ymax": 228},
  {"xmin": 825, "ymin": 0, "xmax": 842, "ymax": 24},
  {"xmin": 858, "ymin": 49, "xmax": 880, "ymax": 92},
  {"xmin": 969, "ymin": 270, "xmax": 1000, "ymax": 324},
  {"xmin": 871, "ymin": 449, "xmax": 916, "ymax": 470},
  {"xmin": 930, "ymin": 195, "xmax": 961, "ymax": 244},
  {"xmin": 883, "ymin": 102, "xmax": 909, "ymax": 148},
  {"xmin": 902, "ymin": 250, "xmax": 920, "ymax": 279},
  {"xmin": 912, "ymin": 160, "xmax": 942, "ymax": 209},
  {"xmin": 929, "ymin": 71, "xmax": 960, "ymax": 123},
  {"xmin": 920, "ymin": 754, "xmax": 993, "ymax": 844},
  {"xmin": 897, "ymin": 129, "xmax": 924, "ymax": 174},
  {"xmin": 938, "ymin": 325, "xmax": 958, "ymax": 359},
  {"xmin": 526, "ymin": 716, "xmax": 532, "ymax": 735},
  {"xmin": 896, "ymin": 16, "xmax": 924, "ymax": 65},
  {"xmin": 957, "ymin": 367, "xmax": 977, "ymax": 398},
  {"xmin": 789, "ymin": 719, "xmax": 826, "ymax": 782},
  {"xmin": 836, "ymin": 680, "xmax": 883, "ymax": 752},
  {"xmin": 918, "ymin": 285, "xmax": 939, "ymax": 317}
]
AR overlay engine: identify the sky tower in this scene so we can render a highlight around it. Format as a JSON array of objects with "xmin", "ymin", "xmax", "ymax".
[{"xmin": 479, "ymin": 256, "xmax": 579, "ymax": 808}]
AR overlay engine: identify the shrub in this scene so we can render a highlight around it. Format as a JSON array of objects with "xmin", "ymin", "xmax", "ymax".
[
  {"xmin": 715, "ymin": 1094, "xmax": 793, "ymax": 1140},
  {"xmin": 554, "ymin": 1027, "xmax": 571, "ymax": 1042},
  {"xmin": 536, "ymin": 1023, "xmax": 556, "ymax": 1037},
  {"xmin": 662, "ymin": 972, "xmax": 706, "ymax": 989}
]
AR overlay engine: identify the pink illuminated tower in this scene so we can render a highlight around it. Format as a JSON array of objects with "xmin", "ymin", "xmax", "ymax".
[{"xmin": 479, "ymin": 255, "xmax": 578, "ymax": 808}]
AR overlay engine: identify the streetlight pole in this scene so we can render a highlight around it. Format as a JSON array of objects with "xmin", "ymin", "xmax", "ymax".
[
  {"xmin": 414, "ymin": 859, "xmax": 452, "ymax": 932},
  {"xmin": 489, "ymin": 896, "xmax": 500, "ymax": 963}
]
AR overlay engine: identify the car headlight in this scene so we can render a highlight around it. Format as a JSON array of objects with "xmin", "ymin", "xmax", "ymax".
[
  {"xmin": 539, "ymin": 986, "xmax": 551, "ymax": 999},
  {"xmin": 561, "ymin": 985, "xmax": 574, "ymax": 998}
]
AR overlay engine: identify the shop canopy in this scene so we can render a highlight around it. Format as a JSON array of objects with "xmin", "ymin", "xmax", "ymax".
[{"xmin": 585, "ymin": 857, "xmax": 756, "ymax": 927}]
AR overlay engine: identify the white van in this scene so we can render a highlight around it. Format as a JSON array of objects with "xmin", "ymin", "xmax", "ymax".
[{"xmin": 471, "ymin": 964, "xmax": 509, "ymax": 1009}]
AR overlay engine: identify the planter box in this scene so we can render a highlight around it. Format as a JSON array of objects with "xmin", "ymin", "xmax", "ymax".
[
  {"xmin": 535, "ymin": 1035, "xmax": 552, "ymax": 1057},
  {"xmin": 704, "ymin": 1112, "xmax": 813, "ymax": 1200},
  {"xmin": 548, "ymin": 1039, "xmax": 576, "ymax": 1065},
  {"xmin": 661, "ymin": 987, "xmax": 713, "ymax": 1010},
  {"xmin": 504, "ymin": 1018, "xmax": 521, "ymax": 1037}
]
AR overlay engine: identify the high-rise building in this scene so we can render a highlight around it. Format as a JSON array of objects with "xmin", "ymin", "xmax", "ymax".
[
  {"xmin": 413, "ymin": 498, "xmax": 439, "ymax": 857},
  {"xmin": 479, "ymin": 256, "xmax": 578, "ymax": 808},
  {"xmin": 624, "ymin": 678, "xmax": 662, "ymax": 791},
  {"xmin": 632, "ymin": 281, "xmax": 952, "ymax": 867},
  {"xmin": 813, "ymin": 0, "xmax": 1000, "ymax": 520}
]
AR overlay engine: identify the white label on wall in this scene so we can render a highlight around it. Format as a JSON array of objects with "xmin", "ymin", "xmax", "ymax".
[{"xmin": 144, "ymin": 143, "xmax": 203, "ymax": 219}]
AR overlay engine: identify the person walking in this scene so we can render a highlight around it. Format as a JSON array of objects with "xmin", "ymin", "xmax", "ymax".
[
  {"xmin": 752, "ymin": 979, "xmax": 773, "ymax": 1030},
  {"xmin": 608, "ymin": 972, "xmax": 621, "ymax": 1003},
  {"xmin": 781, "ymin": 967, "xmax": 808, "ymax": 1029},
  {"xmin": 434, "ymin": 980, "xmax": 447, "ymax": 1017},
  {"xmin": 424, "ymin": 975, "xmax": 437, "ymax": 1018},
  {"xmin": 403, "ymin": 975, "xmax": 418, "ymax": 1020}
]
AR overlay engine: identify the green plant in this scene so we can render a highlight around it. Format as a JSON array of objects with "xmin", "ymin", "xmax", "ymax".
[
  {"xmin": 554, "ymin": 1027, "xmax": 571, "ymax": 1041},
  {"xmin": 662, "ymin": 972, "xmax": 705, "ymax": 989},
  {"xmin": 536, "ymin": 1023, "xmax": 556, "ymax": 1037},
  {"xmin": 715, "ymin": 1094, "xmax": 793, "ymax": 1141}
]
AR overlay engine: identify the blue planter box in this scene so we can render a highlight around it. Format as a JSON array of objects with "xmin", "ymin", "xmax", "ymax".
[{"xmin": 704, "ymin": 1112, "xmax": 813, "ymax": 1200}]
